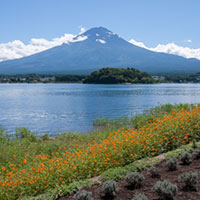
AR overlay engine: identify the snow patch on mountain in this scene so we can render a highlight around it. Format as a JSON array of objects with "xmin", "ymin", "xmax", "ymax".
[
  {"xmin": 96, "ymin": 39, "xmax": 106, "ymax": 44},
  {"xmin": 71, "ymin": 35, "xmax": 88, "ymax": 43}
]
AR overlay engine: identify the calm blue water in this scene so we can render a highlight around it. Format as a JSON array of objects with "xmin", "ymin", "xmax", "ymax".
[{"xmin": 0, "ymin": 83, "xmax": 200, "ymax": 136}]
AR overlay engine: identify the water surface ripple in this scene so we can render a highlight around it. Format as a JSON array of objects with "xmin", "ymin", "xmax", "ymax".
[{"xmin": 0, "ymin": 83, "xmax": 200, "ymax": 135}]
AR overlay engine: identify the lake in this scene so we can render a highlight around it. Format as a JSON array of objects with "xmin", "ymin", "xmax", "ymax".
[{"xmin": 0, "ymin": 83, "xmax": 200, "ymax": 136}]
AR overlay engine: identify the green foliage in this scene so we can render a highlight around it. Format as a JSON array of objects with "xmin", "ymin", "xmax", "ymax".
[
  {"xmin": 21, "ymin": 188, "xmax": 60, "ymax": 200},
  {"xmin": 125, "ymin": 172, "xmax": 145, "ymax": 188},
  {"xmin": 101, "ymin": 180, "xmax": 118, "ymax": 197},
  {"xmin": 93, "ymin": 116, "xmax": 133, "ymax": 130},
  {"xmin": 93, "ymin": 104, "xmax": 195, "ymax": 130},
  {"xmin": 39, "ymin": 133, "xmax": 50, "ymax": 141},
  {"xmin": 178, "ymin": 171, "xmax": 198, "ymax": 191},
  {"xmin": 165, "ymin": 158, "xmax": 177, "ymax": 171},
  {"xmin": 83, "ymin": 67, "xmax": 156, "ymax": 84},
  {"xmin": 132, "ymin": 193, "xmax": 148, "ymax": 200},
  {"xmin": 124, "ymin": 163, "xmax": 140, "ymax": 172},
  {"xmin": 16, "ymin": 127, "xmax": 37, "ymax": 142},
  {"xmin": 165, "ymin": 149, "xmax": 182, "ymax": 158},
  {"xmin": 21, "ymin": 179, "xmax": 93, "ymax": 200},
  {"xmin": 0, "ymin": 127, "xmax": 9, "ymax": 144},
  {"xmin": 74, "ymin": 190, "xmax": 93, "ymax": 200},
  {"xmin": 180, "ymin": 152, "xmax": 192, "ymax": 165},
  {"xmin": 55, "ymin": 75, "xmax": 85, "ymax": 83},
  {"xmin": 192, "ymin": 148, "xmax": 200, "ymax": 160},
  {"xmin": 148, "ymin": 166, "xmax": 160, "ymax": 178},
  {"xmin": 127, "ymin": 157, "xmax": 160, "ymax": 171},
  {"xmin": 102, "ymin": 157, "xmax": 159, "ymax": 181},
  {"xmin": 153, "ymin": 180, "xmax": 178, "ymax": 199},
  {"xmin": 61, "ymin": 180, "xmax": 93, "ymax": 196},
  {"xmin": 165, "ymin": 140, "xmax": 200, "ymax": 159},
  {"xmin": 102, "ymin": 167, "xmax": 128, "ymax": 181},
  {"xmin": 165, "ymin": 72, "xmax": 200, "ymax": 83}
]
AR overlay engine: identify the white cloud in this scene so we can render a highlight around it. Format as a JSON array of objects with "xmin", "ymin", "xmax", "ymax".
[
  {"xmin": 0, "ymin": 27, "xmax": 87, "ymax": 62},
  {"xmin": 129, "ymin": 39, "xmax": 147, "ymax": 48},
  {"xmin": 79, "ymin": 27, "xmax": 86, "ymax": 35},
  {"xmin": 184, "ymin": 39, "xmax": 192, "ymax": 43},
  {"xmin": 0, "ymin": 34, "xmax": 75, "ymax": 62},
  {"xmin": 129, "ymin": 39, "xmax": 200, "ymax": 60}
]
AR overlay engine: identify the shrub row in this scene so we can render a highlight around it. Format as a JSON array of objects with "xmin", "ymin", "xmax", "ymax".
[{"xmin": 75, "ymin": 149, "xmax": 200, "ymax": 200}]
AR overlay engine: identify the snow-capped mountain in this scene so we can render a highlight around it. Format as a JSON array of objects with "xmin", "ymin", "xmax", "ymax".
[{"xmin": 0, "ymin": 27, "xmax": 199, "ymax": 74}]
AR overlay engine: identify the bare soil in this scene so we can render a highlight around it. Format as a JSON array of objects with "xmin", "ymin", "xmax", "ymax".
[{"xmin": 59, "ymin": 156, "xmax": 200, "ymax": 200}]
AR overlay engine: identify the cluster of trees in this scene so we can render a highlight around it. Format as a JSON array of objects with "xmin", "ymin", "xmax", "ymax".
[
  {"xmin": 55, "ymin": 75, "xmax": 85, "ymax": 83},
  {"xmin": 83, "ymin": 68, "xmax": 157, "ymax": 84},
  {"xmin": 164, "ymin": 72, "xmax": 200, "ymax": 83}
]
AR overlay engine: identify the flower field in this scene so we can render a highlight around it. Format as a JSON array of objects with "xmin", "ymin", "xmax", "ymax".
[{"xmin": 0, "ymin": 104, "xmax": 200, "ymax": 199}]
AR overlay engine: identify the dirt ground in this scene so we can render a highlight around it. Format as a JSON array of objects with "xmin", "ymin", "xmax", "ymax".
[{"xmin": 59, "ymin": 156, "xmax": 200, "ymax": 200}]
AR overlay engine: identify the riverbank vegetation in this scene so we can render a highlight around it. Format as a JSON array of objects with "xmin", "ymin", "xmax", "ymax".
[{"xmin": 0, "ymin": 104, "xmax": 200, "ymax": 199}]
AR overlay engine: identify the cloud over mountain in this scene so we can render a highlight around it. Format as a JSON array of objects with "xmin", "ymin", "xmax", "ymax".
[
  {"xmin": 0, "ymin": 34, "xmax": 75, "ymax": 62},
  {"xmin": 129, "ymin": 39, "xmax": 200, "ymax": 60},
  {"xmin": 0, "ymin": 28, "xmax": 89, "ymax": 62}
]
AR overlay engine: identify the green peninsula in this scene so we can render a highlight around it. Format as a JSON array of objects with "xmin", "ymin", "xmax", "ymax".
[{"xmin": 83, "ymin": 68, "xmax": 156, "ymax": 84}]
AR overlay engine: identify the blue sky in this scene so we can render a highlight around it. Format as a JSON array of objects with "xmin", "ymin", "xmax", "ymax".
[{"xmin": 1, "ymin": 0, "xmax": 200, "ymax": 61}]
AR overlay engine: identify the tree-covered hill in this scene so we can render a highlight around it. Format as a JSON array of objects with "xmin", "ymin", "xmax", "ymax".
[{"xmin": 83, "ymin": 68, "xmax": 156, "ymax": 84}]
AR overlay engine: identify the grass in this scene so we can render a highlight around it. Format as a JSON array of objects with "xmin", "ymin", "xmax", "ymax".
[
  {"xmin": 93, "ymin": 104, "xmax": 192, "ymax": 129},
  {"xmin": 21, "ymin": 179, "xmax": 93, "ymax": 200},
  {"xmin": 0, "ymin": 104, "xmax": 200, "ymax": 199}
]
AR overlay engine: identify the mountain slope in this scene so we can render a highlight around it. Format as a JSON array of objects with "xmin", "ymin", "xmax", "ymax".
[{"xmin": 0, "ymin": 27, "xmax": 199, "ymax": 74}]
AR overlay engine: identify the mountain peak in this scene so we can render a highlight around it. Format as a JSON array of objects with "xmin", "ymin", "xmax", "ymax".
[
  {"xmin": 68, "ymin": 26, "xmax": 123, "ymax": 45},
  {"xmin": 77, "ymin": 26, "xmax": 120, "ymax": 44},
  {"xmin": 82, "ymin": 26, "xmax": 113, "ymax": 35}
]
